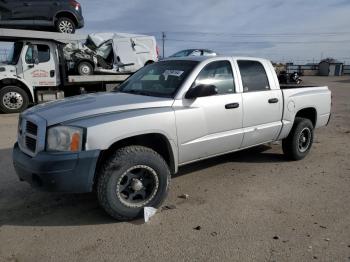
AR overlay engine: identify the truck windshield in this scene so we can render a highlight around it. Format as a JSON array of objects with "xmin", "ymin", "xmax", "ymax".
[
  {"xmin": 6, "ymin": 42, "xmax": 23, "ymax": 65},
  {"xmin": 117, "ymin": 60, "xmax": 199, "ymax": 98}
]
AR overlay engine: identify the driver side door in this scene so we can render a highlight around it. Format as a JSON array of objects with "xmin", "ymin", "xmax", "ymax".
[
  {"xmin": 174, "ymin": 60, "xmax": 244, "ymax": 164},
  {"xmin": 22, "ymin": 43, "xmax": 58, "ymax": 87}
]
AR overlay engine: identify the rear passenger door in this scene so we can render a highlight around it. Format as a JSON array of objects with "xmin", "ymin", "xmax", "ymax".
[
  {"xmin": 30, "ymin": 0, "xmax": 54, "ymax": 25},
  {"xmin": 237, "ymin": 60, "xmax": 283, "ymax": 148}
]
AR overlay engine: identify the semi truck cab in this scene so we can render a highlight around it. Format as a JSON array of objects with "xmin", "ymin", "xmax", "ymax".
[
  {"xmin": 0, "ymin": 39, "xmax": 65, "ymax": 113},
  {"xmin": 0, "ymin": 29, "xmax": 131, "ymax": 113}
]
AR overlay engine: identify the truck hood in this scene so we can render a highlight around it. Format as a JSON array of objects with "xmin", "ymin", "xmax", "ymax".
[
  {"xmin": 0, "ymin": 64, "xmax": 16, "ymax": 74},
  {"xmin": 23, "ymin": 92, "xmax": 174, "ymax": 126}
]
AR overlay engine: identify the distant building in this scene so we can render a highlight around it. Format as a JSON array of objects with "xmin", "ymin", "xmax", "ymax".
[{"xmin": 319, "ymin": 59, "xmax": 343, "ymax": 76}]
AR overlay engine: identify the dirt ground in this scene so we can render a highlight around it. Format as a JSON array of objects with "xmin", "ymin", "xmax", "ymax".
[{"xmin": 0, "ymin": 76, "xmax": 349, "ymax": 262}]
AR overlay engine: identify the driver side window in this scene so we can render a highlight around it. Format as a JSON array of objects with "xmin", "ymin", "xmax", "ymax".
[
  {"xmin": 25, "ymin": 46, "xmax": 34, "ymax": 64},
  {"xmin": 194, "ymin": 61, "xmax": 235, "ymax": 95}
]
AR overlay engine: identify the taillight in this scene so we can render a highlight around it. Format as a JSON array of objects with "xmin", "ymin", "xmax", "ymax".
[{"xmin": 69, "ymin": 0, "xmax": 80, "ymax": 9}]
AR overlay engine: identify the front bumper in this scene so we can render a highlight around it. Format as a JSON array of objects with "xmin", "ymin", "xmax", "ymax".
[{"xmin": 13, "ymin": 143, "xmax": 100, "ymax": 193}]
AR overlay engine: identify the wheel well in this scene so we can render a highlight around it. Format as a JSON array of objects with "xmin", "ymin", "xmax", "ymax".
[
  {"xmin": 94, "ymin": 133, "xmax": 175, "ymax": 187},
  {"xmin": 77, "ymin": 59, "xmax": 94, "ymax": 68},
  {"xmin": 55, "ymin": 12, "xmax": 78, "ymax": 26},
  {"xmin": 0, "ymin": 79, "xmax": 33, "ymax": 103},
  {"xmin": 145, "ymin": 60, "xmax": 154, "ymax": 66},
  {"xmin": 295, "ymin": 108, "xmax": 317, "ymax": 126}
]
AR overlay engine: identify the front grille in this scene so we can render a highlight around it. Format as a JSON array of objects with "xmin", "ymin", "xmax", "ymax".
[
  {"xmin": 25, "ymin": 136, "xmax": 37, "ymax": 152},
  {"xmin": 26, "ymin": 121, "xmax": 38, "ymax": 135},
  {"xmin": 18, "ymin": 115, "xmax": 45, "ymax": 156}
]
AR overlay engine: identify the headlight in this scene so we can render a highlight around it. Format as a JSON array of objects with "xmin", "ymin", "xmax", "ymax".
[{"xmin": 47, "ymin": 126, "xmax": 84, "ymax": 152}]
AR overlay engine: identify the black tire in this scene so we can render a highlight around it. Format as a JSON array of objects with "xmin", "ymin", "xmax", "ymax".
[
  {"xmin": 0, "ymin": 86, "xmax": 30, "ymax": 114},
  {"xmin": 97, "ymin": 146, "xmax": 171, "ymax": 221},
  {"xmin": 56, "ymin": 17, "xmax": 76, "ymax": 34},
  {"xmin": 77, "ymin": 61, "xmax": 94, "ymax": 76},
  {"xmin": 282, "ymin": 117, "xmax": 314, "ymax": 160}
]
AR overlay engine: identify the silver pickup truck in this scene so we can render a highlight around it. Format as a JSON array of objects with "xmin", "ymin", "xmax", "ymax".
[{"xmin": 13, "ymin": 56, "xmax": 331, "ymax": 220}]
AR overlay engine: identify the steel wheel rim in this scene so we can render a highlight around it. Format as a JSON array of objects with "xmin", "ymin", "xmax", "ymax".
[
  {"xmin": 81, "ymin": 64, "xmax": 91, "ymax": 75},
  {"xmin": 59, "ymin": 20, "xmax": 73, "ymax": 33},
  {"xmin": 116, "ymin": 165, "xmax": 159, "ymax": 208},
  {"xmin": 2, "ymin": 91, "xmax": 23, "ymax": 110},
  {"xmin": 298, "ymin": 127, "xmax": 311, "ymax": 153}
]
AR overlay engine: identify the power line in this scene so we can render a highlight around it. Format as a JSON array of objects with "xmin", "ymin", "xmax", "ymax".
[
  {"xmin": 147, "ymin": 31, "xmax": 350, "ymax": 38},
  {"xmin": 162, "ymin": 38, "xmax": 350, "ymax": 45}
]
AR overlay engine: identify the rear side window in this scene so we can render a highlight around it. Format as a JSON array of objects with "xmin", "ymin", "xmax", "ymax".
[
  {"xmin": 238, "ymin": 60, "xmax": 270, "ymax": 92},
  {"xmin": 194, "ymin": 61, "xmax": 235, "ymax": 94}
]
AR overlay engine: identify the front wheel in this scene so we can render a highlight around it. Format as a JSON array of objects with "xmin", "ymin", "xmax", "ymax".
[
  {"xmin": 282, "ymin": 117, "xmax": 314, "ymax": 160},
  {"xmin": 77, "ymin": 61, "xmax": 94, "ymax": 76},
  {"xmin": 0, "ymin": 86, "xmax": 30, "ymax": 113},
  {"xmin": 97, "ymin": 146, "xmax": 170, "ymax": 220}
]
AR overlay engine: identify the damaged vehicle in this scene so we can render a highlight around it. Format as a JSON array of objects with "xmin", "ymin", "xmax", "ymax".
[{"xmin": 64, "ymin": 33, "xmax": 158, "ymax": 75}]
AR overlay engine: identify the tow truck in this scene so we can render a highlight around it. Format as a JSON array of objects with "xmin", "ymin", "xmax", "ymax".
[{"xmin": 0, "ymin": 29, "xmax": 130, "ymax": 113}]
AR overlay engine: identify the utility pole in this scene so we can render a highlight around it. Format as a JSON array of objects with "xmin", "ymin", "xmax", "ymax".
[{"xmin": 162, "ymin": 32, "xmax": 166, "ymax": 58}]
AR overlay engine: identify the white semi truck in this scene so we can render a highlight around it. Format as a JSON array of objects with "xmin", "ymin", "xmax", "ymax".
[{"xmin": 0, "ymin": 29, "xmax": 157, "ymax": 113}]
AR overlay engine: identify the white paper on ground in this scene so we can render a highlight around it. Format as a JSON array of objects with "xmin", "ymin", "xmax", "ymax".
[{"xmin": 144, "ymin": 207, "xmax": 157, "ymax": 223}]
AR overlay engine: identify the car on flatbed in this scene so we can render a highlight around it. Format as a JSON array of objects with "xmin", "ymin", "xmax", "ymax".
[
  {"xmin": 12, "ymin": 56, "xmax": 332, "ymax": 220},
  {"xmin": 0, "ymin": 0, "xmax": 84, "ymax": 34}
]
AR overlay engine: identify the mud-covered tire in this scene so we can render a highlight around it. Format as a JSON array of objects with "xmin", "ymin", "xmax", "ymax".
[
  {"xmin": 97, "ymin": 146, "xmax": 171, "ymax": 221},
  {"xmin": 77, "ymin": 61, "xmax": 93, "ymax": 75},
  {"xmin": 56, "ymin": 17, "xmax": 76, "ymax": 34},
  {"xmin": 0, "ymin": 86, "xmax": 29, "ymax": 114},
  {"xmin": 282, "ymin": 117, "xmax": 314, "ymax": 160}
]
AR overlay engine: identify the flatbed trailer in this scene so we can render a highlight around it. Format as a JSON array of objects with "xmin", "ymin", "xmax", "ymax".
[{"xmin": 0, "ymin": 29, "xmax": 131, "ymax": 113}]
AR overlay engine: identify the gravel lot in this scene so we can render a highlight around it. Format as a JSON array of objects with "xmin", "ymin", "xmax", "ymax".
[{"xmin": 0, "ymin": 76, "xmax": 349, "ymax": 262}]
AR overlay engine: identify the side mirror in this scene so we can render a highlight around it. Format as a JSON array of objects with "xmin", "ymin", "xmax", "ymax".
[{"xmin": 185, "ymin": 84, "xmax": 217, "ymax": 99}]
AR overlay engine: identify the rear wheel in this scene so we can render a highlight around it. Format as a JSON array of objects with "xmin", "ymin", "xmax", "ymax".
[
  {"xmin": 97, "ymin": 146, "xmax": 170, "ymax": 220},
  {"xmin": 282, "ymin": 117, "xmax": 314, "ymax": 160},
  {"xmin": 56, "ymin": 17, "xmax": 76, "ymax": 34},
  {"xmin": 77, "ymin": 61, "xmax": 94, "ymax": 76},
  {"xmin": 0, "ymin": 86, "xmax": 29, "ymax": 113}
]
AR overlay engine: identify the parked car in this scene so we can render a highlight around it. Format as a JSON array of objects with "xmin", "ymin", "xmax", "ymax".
[
  {"xmin": 169, "ymin": 49, "xmax": 217, "ymax": 58},
  {"xmin": 13, "ymin": 56, "xmax": 331, "ymax": 220},
  {"xmin": 0, "ymin": 0, "xmax": 84, "ymax": 34}
]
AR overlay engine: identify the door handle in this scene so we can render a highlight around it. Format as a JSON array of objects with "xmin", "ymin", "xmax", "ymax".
[
  {"xmin": 23, "ymin": 2, "xmax": 31, "ymax": 6},
  {"xmin": 268, "ymin": 98, "xmax": 279, "ymax": 104},
  {"xmin": 225, "ymin": 103, "xmax": 240, "ymax": 109},
  {"xmin": 50, "ymin": 70, "xmax": 55, "ymax": 77},
  {"xmin": 28, "ymin": 64, "xmax": 34, "ymax": 69}
]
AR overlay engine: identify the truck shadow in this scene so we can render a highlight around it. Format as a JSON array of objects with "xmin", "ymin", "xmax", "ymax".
[
  {"xmin": 175, "ymin": 145, "xmax": 285, "ymax": 178},
  {"xmin": 0, "ymin": 145, "xmax": 285, "ymax": 227}
]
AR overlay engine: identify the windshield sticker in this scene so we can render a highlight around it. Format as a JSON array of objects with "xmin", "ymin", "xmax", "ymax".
[{"xmin": 163, "ymin": 70, "xmax": 184, "ymax": 78}]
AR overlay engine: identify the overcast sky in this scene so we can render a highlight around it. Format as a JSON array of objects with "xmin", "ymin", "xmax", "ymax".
[{"xmin": 79, "ymin": 0, "xmax": 350, "ymax": 63}]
